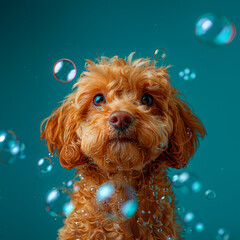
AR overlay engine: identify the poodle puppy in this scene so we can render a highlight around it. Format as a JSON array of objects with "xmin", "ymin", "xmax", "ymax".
[{"xmin": 40, "ymin": 52, "xmax": 206, "ymax": 240}]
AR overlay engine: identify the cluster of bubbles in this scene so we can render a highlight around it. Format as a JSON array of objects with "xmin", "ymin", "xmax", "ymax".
[
  {"xmin": 53, "ymin": 58, "xmax": 77, "ymax": 83},
  {"xmin": 195, "ymin": 13, "xmax": 236, "ymax": 45},
  {"xmin": 39, "ymin": 151, "xmax": 75, "ymax": 218},
  {"xmin": 171, "ymin": 172, "xmax": 220, "ymax": 237},
  {"xmin": 95, "ymin": 181, "xmax": 139, "ymax": 222},
  {"xmin": 171, "ymin": 172, "xmax": 202, "ymax": 194},
  {"xmin": 0, "ymin": 130, "xmax": 26, "ymax": 165},
  {"xmin": 171, "ymin": 172, "xmax": 217, "ymax": 200},
  {"xmin": 179, "ymin": 68, "xmax": 197, "ymax": 81}
]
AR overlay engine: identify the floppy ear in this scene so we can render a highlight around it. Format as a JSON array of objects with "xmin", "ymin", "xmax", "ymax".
[
  {"xmin": 161, "ymin": 87, "xmax": 206, "ymax": 169},
  {"xmin": 40, "ymin": 100, "xmax": 88, "ymax": 169}
]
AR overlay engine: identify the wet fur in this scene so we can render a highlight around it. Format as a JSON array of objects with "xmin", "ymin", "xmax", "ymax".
[{"xmin": 41, "ymin": 52, "xmax": 206, "ymax": 239}]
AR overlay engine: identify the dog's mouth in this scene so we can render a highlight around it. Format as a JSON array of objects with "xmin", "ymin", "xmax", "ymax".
[{"xmin": 108, "ymin": 137, "xmax": 136, "ymax": 144}]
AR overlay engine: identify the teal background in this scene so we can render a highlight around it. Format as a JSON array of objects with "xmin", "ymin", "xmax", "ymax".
[{"xmin": 0, "ymin": 0, "xmax": 239, "ymax": 239}]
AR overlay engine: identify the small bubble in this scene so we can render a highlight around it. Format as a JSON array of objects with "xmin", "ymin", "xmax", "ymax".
[
  {"xmin": 190, "ymin": 72, "xmax": 196, "ymax": 79},
  {"xmin": 216, "ymin": 228, "xmax": 230, "ymax": 240},
  {"xmin": 176, "ymin": 206, "xmax": 185, "ymax": 214},
  {"xmin": 205, "ymin": 189, "xmax": 216, "ymax": 200},
  {"xmin": 53, "ymin": 59, "xmax": 77, "ymax": 83},
  {"xmin": 195, "ymin": 222, "xmax": 205, "ymax": 232},
  {"xmin": 161, "ymin": 195, "xmax": 172, "ymax": 204},
  {"xmin": 184, "ymin": 68, "xmax": 191, "ymax": 75},
  {"xmin": 184, "ymin": 211, "xmax": 195, "ymax": 223},
  {"xmin": 154, "ymin": 47, "xmax": 167, "ymax": 60},
  {"xmin": 179, "ymin": 71, "xmax": 184, "ymax": 78},
  {"xmin": 37, "ymin": 157, "xmax": 53, "ymax": 173}
]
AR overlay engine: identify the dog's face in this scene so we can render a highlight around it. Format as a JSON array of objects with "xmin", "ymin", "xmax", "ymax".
[{"xmin": 41, "ymin": 53, "xmax": 205, "ymax": 171}]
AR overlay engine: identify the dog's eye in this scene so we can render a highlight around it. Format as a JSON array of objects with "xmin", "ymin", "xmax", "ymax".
[
  {"xmin": 93, "ymin": 94, "xmax": 106, "ymax": 106},
  {"xmin": 141, "ymin": 94, "xmax": 153, "ymax": 107}
]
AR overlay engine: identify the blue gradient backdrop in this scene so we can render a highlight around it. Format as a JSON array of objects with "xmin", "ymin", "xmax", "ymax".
[{"xmin": 0, "ymin": 0, "xmax": 239, "ymax": 239}]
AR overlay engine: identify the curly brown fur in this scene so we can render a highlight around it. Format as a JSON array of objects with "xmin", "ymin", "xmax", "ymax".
[{"xmin": 41, "ymin": 52, "xmax": 206, "ymax": 240}]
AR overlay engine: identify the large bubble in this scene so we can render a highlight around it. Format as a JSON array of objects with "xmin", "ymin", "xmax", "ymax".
[
  {"xmin": 45, "ymin": 187, "xmax": 74, "ymax": 218},
  {"xmin": 195, "ymin": 13, "xmax": 236, "ymax": 45},
  {"xmin": 95, "ymin": 181, "xmax": 138, "ymax": 222}
]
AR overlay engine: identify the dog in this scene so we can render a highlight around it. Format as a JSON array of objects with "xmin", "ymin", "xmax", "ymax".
[{"xmin": 40, "ymin": 52, "xmax": 206, "ymax": 240}]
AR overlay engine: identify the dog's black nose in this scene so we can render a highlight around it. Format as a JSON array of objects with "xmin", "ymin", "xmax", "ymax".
[{"xmin": 109, "ymin": 111, "xmax": 134, "ymax": 131}]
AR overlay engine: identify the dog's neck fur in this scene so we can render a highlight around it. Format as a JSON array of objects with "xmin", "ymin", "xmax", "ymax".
[{"xmin": 75, "ymin": 159, "xmax": 171, "ymax": 197}]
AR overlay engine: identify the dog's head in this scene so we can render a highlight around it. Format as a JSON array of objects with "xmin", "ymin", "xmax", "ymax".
[{"xmin": 41, "ymin": 52, "xmax": 206, "ymax": 172}]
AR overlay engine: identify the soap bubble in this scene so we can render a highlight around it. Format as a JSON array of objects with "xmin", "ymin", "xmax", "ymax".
[
  {"xmin": 184, "ymin": 211, "xmax": 195, "ymax": 223},
  {"xmin": 18, "ymin": 143, "xmax": 26, "ymax": 159},
  {"xmin": 195, "ymin": 222, "xmax": 205, "ymax": 233},
  {"xmin": 171, "ymin": 173, "xmax": 185, "ymax": 188},
  {"xmin": 216, "ymin": 228, "xmax": 230, "ymax": 240},
  {"xmin": 37, "ymin": 157, "xmax": 53, "ymax": 173},
  {"xmin": 195, "ymin": 13, "xmax": 236, "ymax": 45},
  {"xmin": 154, "ymin": 47, "xmax": 167, "ymax": 60},
  {"xmin": 45, "ymin": 187, "xmax": 74, "ymax": 217},
  {"xmin": 53, "ymin": 59, "xmax": 77, "ymax": 83},
  {"xmin": 205, "ymin": 189, "xmax": 216, "ymax": 200},
  {"xmin": 0, "ymin": 130, "xmax": 21, "ymax": 164},
  {"xmin": 95, "ymin": 181, "xmax": 138, "ymax": 222},
  {"xmin": 183, "ymin": 211, "xmax": 205, "ymax": 233},
  {"xmin": 62, "ymin": 179, "xmax": 74, "ymax": 189}
]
